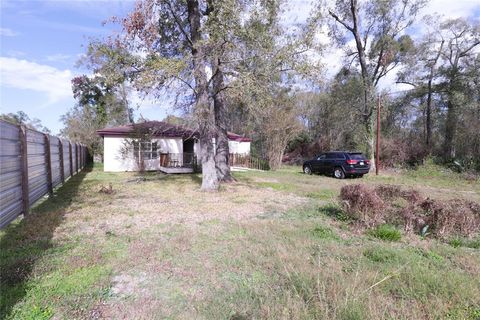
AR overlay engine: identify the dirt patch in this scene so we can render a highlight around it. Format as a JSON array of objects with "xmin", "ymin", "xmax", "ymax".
[
  {"xmin": 110, "ymin": 272, "xmax": 149, "ymax": 298},
  {"xmin": 66, "ymin": 180, "xmax": 307, "ymax": 238}
]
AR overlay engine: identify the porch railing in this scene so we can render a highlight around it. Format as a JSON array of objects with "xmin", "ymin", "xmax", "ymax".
[
  {"xmin": 229, "ymin": 153, "xmax": 269, "ymax": 171},
  {"xmin": 159, "ymin": 153, "xmax": 197, "ymax": 168}
]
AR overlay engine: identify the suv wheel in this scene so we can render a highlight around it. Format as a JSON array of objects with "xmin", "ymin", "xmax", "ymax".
[
  {"xmin": 303, "ymin": 165, "xmax": 312, "ymax": 175},
  {"xmin": 333, "ymin": 167, "xmax": 345, "ymax": 179}
]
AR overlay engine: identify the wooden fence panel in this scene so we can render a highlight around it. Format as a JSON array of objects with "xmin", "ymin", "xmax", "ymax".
[
  {"xmin": 0, "ymin": 121, "xmax": 23, "ymax": 228},
  {"xmin": 72, "ymin": 143, "xmax": 77, "ymax": 174},
  {"xmin": 27, "ymin": 129, "xmax": 48, "ymax": 205},
  {"xmin": 50, "ymin": 136, "xmax": 62, "ymax": 187},
  {"xmin": 62, "ymin": 140, "xmax": 71, "ymax": 180},
  {"xmin": 0, "ymin": 119, "xmax": 89, "ymax": 229}
]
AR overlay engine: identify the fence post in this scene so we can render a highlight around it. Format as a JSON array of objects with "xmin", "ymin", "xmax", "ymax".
[
  {"xmin": 69, "ymin": 141, "xmax": 73, "ymax": 177},
  {"xmin": 19, "ymin": 125, "xmax": 30, "ymax": 216},
  {"xmin": 59, "ymin": 140, "xmax": 65, "ymax": 183},
  {"xmin": 44, "ymin": 134, "xmax": 53, "ymax": 195},
  {"xmin": 76, "ymin": 143, "xmax": 79, "ymax": 173}
]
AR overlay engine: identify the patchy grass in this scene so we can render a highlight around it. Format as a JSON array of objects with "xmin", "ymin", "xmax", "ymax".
[
  {"xmin": 235, "ymin": 164, "xmax": 480, "ymax": 202},
  {"xmin": 311, "ymin": 225, "xmax": 340, "ymax": 240},
  {"xmin": 1, "ymin": 163, "xmax": 479, "ymax": 319}
]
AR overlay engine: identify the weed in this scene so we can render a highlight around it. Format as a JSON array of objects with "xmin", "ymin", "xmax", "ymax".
[
  {"xmin": 311, "ymin": 225, "xmax": 339, "ymax": 240},
  {"xmin": 449, "ymin": 236, "xmax": 480, "ymax": 249},
  {"xmin": 363, "ymin": 247, "xmax": 399, "ymax": 263},
  {"xmin": 367, "ymin": 224, "xmax": 402, "ymax": 241}
]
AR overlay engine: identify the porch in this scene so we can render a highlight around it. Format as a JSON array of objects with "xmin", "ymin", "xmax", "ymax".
[{"xmin": 158, "ymin": 153, "xmax": 197, "ymax": 174}]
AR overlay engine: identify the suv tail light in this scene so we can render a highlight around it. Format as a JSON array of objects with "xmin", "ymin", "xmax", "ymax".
[
  {"xmin": 346, "ymin": 159, "xmax": 357, "ymax": 165},
  {"xmin": 365, "ymin": 160, "xmax": 370, "ymax": 165}
]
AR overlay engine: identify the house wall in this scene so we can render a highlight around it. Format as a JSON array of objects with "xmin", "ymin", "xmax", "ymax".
[
  {"xmin": 103, "ymin": 136, "xmax": 183, "ymax": 172},
  {"xmin": 103, "ymin": 136, "xmax": 251, "ymax": 172},
  {"xmin": 228, "ymin": 141, "xmax": 251, "ymax": 155},
  {"xmin": 194, "ymin": 140, "xmax": 250, "ymax": 156}
]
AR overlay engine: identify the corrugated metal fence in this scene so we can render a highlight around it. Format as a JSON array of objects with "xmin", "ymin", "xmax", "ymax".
[{"xmin": 0, "ymin": 119, "xmax": 88, "ymax": 229}]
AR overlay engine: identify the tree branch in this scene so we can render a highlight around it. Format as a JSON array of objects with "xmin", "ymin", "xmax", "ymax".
[
  {"xmin": 328, "ymin": 10, "xmax": 354, "ymax": 32},
  {"xmin": 165, "ymin": 0, "xmax": 193, "ymax": 48}
]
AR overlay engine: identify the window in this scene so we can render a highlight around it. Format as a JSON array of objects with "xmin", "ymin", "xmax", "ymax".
[
  {"xmin": 349, "ymin": 153, "xmax": 366, "ymax": 160},
  {"xmin": 133, "ymin": 141, "xmax": 158, "ymax": 160},
  {"xmin": 326, "ymin": 153, "xmax": 346, "ymax": 159},
  {"xmin": 317, "ymin": 154, "xmax": 326, "ymax": 160}
]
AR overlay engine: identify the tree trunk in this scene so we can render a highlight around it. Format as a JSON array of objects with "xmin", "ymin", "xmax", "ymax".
[
  {"xmin": 212, "ymin": 56, "xmax": 235, "ymax": 182},
  {"xmin": 425, "ymin": 40, "xmax": 444, "ymax": 151},
  {"xmin": 425, "ymin": 90, "xmax": 432, "ymax": 148},
  {"xmin": 188, "ymin": 0, "xmax": 219, "ymax": 191},
  {"xmin": 350, "ymin": 0, "xmax": 376, "ymax": 171},
  {"xmin": 444, "ymin": 97, "xmax": 457, "ymax": 161},
  {"xmin": 365, "ymin": 108, "xmax": 375, "ymax": 168}
]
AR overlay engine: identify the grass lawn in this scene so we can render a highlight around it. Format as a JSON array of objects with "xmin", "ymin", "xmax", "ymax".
[{"xmin": 1, "ymin": 163, "xmax": 479, "ymax": 319}]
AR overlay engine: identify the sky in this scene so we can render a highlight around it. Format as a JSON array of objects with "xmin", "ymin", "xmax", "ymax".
[{"xmin": 1, "ymin": 0, "xmax": 479, "ymax": 135}]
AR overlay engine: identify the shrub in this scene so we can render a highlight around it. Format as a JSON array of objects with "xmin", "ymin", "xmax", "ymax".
[
  {"xmin": 339, "ymin": 184, "xmax": 480, "ymax": 239},
  {"xmin": 340, "ymin": 184, "xmax": 385, "ymax": 225},
  {"xmin": 420, "ymin": 199, "xmax": 480, "ymax": 238},
  {"xmin": 367, "ymin": 224, "xmax": 402, "ymax": 241},
  {"xmin": 374, "ymin": 185, "xmax": 402, "ymax": 199}
]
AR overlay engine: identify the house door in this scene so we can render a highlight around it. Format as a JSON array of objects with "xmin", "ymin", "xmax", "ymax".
[
  {"xmin": 183, "ymin": 139, "xmax": 195, "ymax": 167},
  {"xmin": 183, "ymin": 139, "xmax": 194, "ymax": 153}
]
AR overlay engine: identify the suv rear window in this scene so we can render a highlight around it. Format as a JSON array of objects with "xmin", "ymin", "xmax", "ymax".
[
  {"xmin": 348, "ymin": 153, "xmax": 366, "ymax": 160},
  {"xmin": 327, "ymin": 153, "xmax": 346, "ymax": 159}
]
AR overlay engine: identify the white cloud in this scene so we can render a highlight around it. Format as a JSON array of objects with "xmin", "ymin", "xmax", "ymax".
[
  {"xmin": 0, "ymin": 57, "xmax": 73, "ymax": 103},
  {"xmin": 45, "ymin": 53, "xmax": 73, "ymax": 63},
  {"xmin": 421, "ymin": 0, "xmax": 480, "ymax": 20},
  {"xmin": 0, "ymin": 27, "xmax": 19, "ymax": 37}
]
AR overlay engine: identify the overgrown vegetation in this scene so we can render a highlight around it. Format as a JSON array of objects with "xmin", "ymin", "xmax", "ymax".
[
  {"xmin": 340, "ymin": 183, "xmax": 480, "ymax": 239},
  {"xmin": 1, "ymin": 164, "xmax": 479, "ymax": 319}
]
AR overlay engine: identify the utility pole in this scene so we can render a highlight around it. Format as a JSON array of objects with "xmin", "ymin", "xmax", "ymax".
[{"xmin": 376, "ymin": 94, "xmax": 381, "ymax": 175}]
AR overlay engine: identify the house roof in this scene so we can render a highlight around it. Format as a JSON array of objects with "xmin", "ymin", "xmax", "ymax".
[{"xmin": 97, "ymin": 121, "xmax": 252, "ymax": 142}]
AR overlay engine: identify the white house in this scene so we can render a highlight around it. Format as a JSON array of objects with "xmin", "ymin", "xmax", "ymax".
[{"xmin": 97, "ymin": 121, "xmax": 251, "ymax": 173}]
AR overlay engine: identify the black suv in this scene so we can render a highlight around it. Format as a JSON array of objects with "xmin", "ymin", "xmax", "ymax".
[{"xmin": 303, "ymin": 151, "xmax": 370, "ymax": 179}]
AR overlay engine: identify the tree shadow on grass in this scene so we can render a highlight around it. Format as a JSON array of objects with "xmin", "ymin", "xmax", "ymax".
[
  {"xmin": 127, "ymin": 171, "xmax": 203, "ymax": 187},
  {"xmin": 0, "ymin": 165, "xmax": 92, "ymax": 318},
  {"xmin": 318, "ymin": 204, "xmax": 352, "ymax": 221}
]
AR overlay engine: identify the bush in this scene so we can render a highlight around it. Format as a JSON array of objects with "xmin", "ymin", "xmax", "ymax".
[
  {"xmin": 420, "ymin": 199, "xmax": 480, "ymax": 238},
  {"xmin": 374, "ymin": 185, "xmax": 402, "ymax": 199},
  {"xmin": 339, "ymin": 184, "xmax": 480, "ymax": 239},
  {"xmin": 340, "ymin": 184, "xmax": 385, "ymax": 226},
  {"xmin": 367, "ymin": 224, "xmax": 402, "ymax": 241}
]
